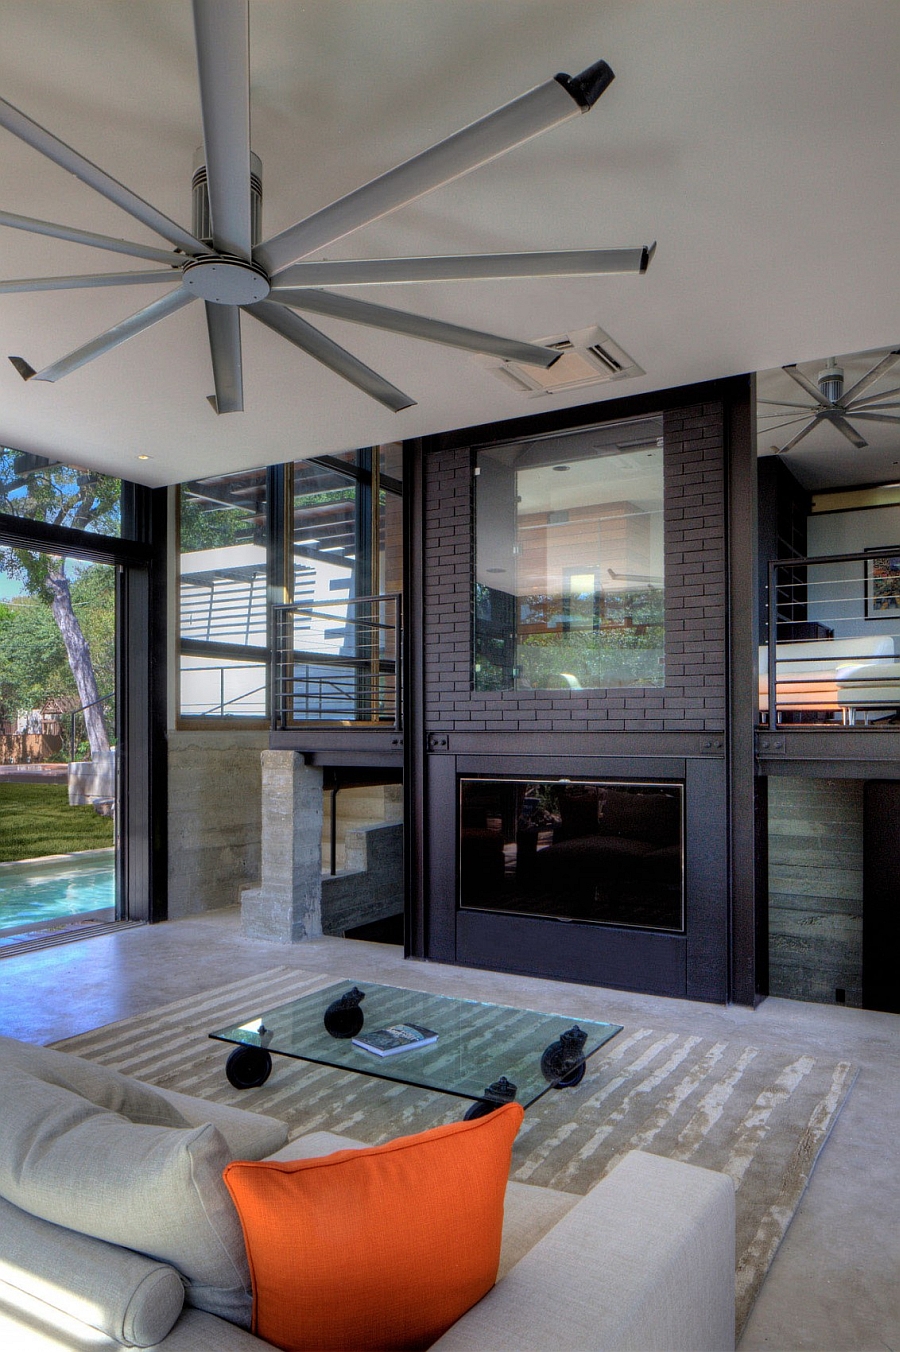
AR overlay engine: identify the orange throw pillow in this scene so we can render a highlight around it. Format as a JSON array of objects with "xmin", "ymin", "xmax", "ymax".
[{"xmin": 223, "ymin": 1102, "xmax": 524, "ymax": 1352}]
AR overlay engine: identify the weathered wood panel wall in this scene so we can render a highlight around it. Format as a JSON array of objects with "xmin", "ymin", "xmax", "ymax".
[{"xmin": 768, "ymin": 777, "xmax": 863, "ymax": 1006}]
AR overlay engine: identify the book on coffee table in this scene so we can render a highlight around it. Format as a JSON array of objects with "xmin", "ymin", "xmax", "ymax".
[{"xmin": 352, "ymin": 1023, "xmax": 438, "ymax": 1057}]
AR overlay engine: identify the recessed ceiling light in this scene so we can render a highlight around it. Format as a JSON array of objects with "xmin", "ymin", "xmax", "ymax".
[
  {"xmin": 137, "ymin": 454, "xmax": 151, "ymax": 460},
  {"xmin": 552, "ymin": 464, "xmax": 570, "ymax": 472}
]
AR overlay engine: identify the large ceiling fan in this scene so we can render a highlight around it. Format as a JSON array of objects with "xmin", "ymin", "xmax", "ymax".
[
  {"xmin": 0, "ymin": 1, "xmax": 654, "ymax": 416},
  {"xmin": 760, "ymin": 350, "xmax": 900, "ymax": 454}
]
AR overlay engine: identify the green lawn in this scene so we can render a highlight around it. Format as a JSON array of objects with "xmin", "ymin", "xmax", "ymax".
[{"xmin": 0, "ymin": 784, "xmax": 114, "ymax": 864}]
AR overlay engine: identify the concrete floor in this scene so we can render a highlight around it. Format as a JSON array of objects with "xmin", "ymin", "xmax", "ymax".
[{"xmin": 1, "ymin": 908, "xmax": 897, "ymax": 1352}]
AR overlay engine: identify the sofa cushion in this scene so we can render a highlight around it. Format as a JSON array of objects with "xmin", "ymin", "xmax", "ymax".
[
  {"xmin": 147, "ymin": 1084, "xmax": 288, "ymax": 1160},
  {"xmin": 0, "ymin": 1291, "xmax": 273, "ymax": 1352},
  {"xmin": 0, "ymin": 1035, "xmax": 190, "ymax": 1128},
  {"xmin": 0, "ymin": 1069, "xmax": 252, "ymax": 1328},
  {"xmin": 429, "ymin": 1151, "xmax": 736, "ymax": 1352},
  {"xmin": 0, "ymin": 1193, "xmax": 184, "ymax": 1348},
  {"xmin": 497, "ymin": 1181, "xmax": 578, "ymax": 1282},
  {"xmin": 264, "ymin": 1129, "xmax": 369, "ymax": 1162},
  {"xmin": 224, "ymin": 1102, "xmax": 524, "ymax": 1352}
]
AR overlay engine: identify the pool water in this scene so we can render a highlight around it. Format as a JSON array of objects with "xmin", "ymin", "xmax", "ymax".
[{"xmin": 0, "ymin": 849, "xmax": 115, "ymax": 931}]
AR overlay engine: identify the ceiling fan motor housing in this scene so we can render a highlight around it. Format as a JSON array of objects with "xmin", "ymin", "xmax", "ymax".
[
  {"xmin": 192, "ymin": 147, "xmax": 263, "ymax": 248},
  {"xmin": 817, "ymin": 364, "xmax": 844, "ymax": 402},
  {"xmin": 185, "ymin": 148, "xmax": 269, "ymax": 303}
]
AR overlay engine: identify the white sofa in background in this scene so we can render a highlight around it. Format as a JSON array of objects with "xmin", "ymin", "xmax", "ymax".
[
  {"xmin": 0, "ymin": 1035, "xmax": 736, "ymax": 1352},
  {"xmin": 759, "ymin": 634, "xmax": 900, "ymax": 720}
]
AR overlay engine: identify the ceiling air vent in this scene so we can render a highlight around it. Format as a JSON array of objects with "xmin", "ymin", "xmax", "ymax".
[{"xmin": 477, "ymin": 325, "xmax": 644, "ymax": 397}]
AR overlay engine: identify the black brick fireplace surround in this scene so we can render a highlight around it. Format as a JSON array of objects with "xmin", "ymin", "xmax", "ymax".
[{"xmin": 406, "ymin": 381, "xmax": 750, "ymax": 1003}]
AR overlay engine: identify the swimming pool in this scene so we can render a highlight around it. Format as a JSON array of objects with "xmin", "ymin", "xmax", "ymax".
[{"xmin": 0, "ymin": 849, "xmax": 115, "ymax": 932}]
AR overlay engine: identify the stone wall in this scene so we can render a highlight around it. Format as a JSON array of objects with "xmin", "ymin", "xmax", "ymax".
[
  {"xmin": 167, "ymin": 730, "xmax": 267, "ymax": 917},
  {"xmin": 321, "ymin": 822, "xmax": 403, "ymax": 935},
  {"xmin": 768, "ymin": 776, "xmax": 864, "ymax": 1006}
]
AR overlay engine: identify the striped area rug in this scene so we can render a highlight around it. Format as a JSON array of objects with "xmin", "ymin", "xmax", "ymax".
[{"xmin": 52, "ymin": 966, "xmax": 857, "ymax": 1335}]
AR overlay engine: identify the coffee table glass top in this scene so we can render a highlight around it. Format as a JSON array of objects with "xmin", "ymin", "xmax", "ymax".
[{"xmin": 209, "ymin": 980, "xmax": 622, "ymax": 1109}]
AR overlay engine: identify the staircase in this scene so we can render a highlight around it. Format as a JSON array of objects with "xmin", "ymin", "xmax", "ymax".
[
  {"xmin": 321, "ymin": 783, "xmax": 402, "ymax": 875},
  {"xmin": 320, "ymin": 784, "xmax": 404, "ymax": 936}
]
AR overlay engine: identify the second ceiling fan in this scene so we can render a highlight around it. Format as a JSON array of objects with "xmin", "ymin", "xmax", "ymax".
[{"xmin": 760, "ymin": 350, "xmax": 900, "ymax": 454}]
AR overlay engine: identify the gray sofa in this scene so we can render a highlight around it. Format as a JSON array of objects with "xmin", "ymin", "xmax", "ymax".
[{"xmin": 0, "ymin": 1035, "xmax": 736, "ymax": 1351}]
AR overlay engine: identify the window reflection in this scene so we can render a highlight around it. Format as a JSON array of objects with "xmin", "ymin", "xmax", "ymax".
[
  {"xmin": 474, "ymin": 417, "xmax": 665, "ymax": 691},
  {"xmin": 179, "ymin": 467, "xmax": 267, "ymax": 719},
  {"xmin": 284, "ymin": 447, "xmax": 402, "ymax": 724}
]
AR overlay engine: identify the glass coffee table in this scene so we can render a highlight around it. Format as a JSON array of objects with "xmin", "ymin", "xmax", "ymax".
[{"xmin": 209, "ymin": 979, "xmax": 622, "ymax": 1118}]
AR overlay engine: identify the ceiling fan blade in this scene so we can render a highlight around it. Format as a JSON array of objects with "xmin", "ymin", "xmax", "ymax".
[
  {"xmin": 852, "ymin": 387, "xmax": 900, "ymax": 406},
  {"xmin": 0, "ymin": 270, "xmax": 178, "ymax": 294},
  {"xmin": 204, "ymin": 302, "xmax": 243, "ymax": 413},
  {"xmin": 245, "ymin": 300, "xmax": 416, "ymax": 412},
  {"xmin": 838, "ymin": 349, "xmax": 900, "ymax": 406},
  {"xmin": 255, "ymin": 58, "xmax": 615, "ymax": 275},
  {"xmin": 782, "ymin": 364, "xmax": 831, "ymax": 407},
  {"xmin": 0, "ymin": 210, "xmax": 183, "ymax": 265},
  {"xmin": 192, "ymin": 0, "xmax": 252, "ymax": 259},
  {"xmin": 837, "ymin": 411, "xmax": 900, "ymax": 425},
  {"xmin": 761, "ymin": 416, "xmax": 814, "ymax": 435},
  {"xmin": 269, "ymin": 289, "xmax": 561, "ymax": 367},
  {"xmin": 0, "ymin": 95, "xmax": 206, "ymax": 256},
  {"xmin": 777, "ymin": 418, "xmax": 820, "ymax": 453},
  {"xmin": 10, "ymin": 288, "xmax": 196, "ymax": 383},
  {"xmin": 757, "ymin": 399, "xmax": 818, "ymax": 411},
  {"xmin": 826, "ymin": 412, "xmax": 868, "ymax": 448},
  {"xmin": 270, "ymin": 245, "xmax": 653, "ymax": 289},
  {"xmin": 853, "ymin": 400, "xmax": 900, "ymax": 410}
]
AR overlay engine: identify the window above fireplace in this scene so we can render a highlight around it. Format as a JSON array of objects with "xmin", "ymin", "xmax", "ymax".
[{"xmin": 473, "ymin": 415, "xmax": 665, "ymax": 692}]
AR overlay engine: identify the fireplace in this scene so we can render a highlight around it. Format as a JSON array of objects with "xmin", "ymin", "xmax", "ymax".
[{"xmin": 459, "ymin": 777, "xmax": 684, "ymax": 933}]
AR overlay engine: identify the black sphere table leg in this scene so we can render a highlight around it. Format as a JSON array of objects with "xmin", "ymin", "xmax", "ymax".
[
  {"xmin": 462, "ymin": 1075, "xmax": 518, "ymax": 1120},
  {"xmin": 225, "ymin": 1046, "xmax": 273, "ymax": 1089}
]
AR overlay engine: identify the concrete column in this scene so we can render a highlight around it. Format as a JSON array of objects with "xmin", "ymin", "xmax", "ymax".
[{"xmin": 241, "ymin": 751, "xmax": 323, "ymax": 942}]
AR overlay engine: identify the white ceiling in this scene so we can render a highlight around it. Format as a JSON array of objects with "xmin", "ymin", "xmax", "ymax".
[{"xmin": 0, "ymin": 0, "xmax": 898, "ymax": 489}]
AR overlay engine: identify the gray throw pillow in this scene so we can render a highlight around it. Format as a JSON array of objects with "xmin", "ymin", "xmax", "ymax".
[
  {"xmin": 0, "ymin": 1070, "xmax": 252, "ymax": 1327},
  {"xmin": 0, "ymin": 1034, "xmax": 190, "ymax": 1127}
]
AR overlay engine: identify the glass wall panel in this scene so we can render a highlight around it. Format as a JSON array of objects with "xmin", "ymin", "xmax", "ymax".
[
  {"xmin": 0, "ymin": 548, "xmax": 117, "ymax": 936},
  {"xmin": 179, "ymin": 467, "xmax": 267, "ymax": 720},
  {"xmin": 1, "ymin": 448, "xmax": 122, "ymax": 537},
  {"xmin": 474, "ymin": 416, "xmax": 665, "ymax": 691},
  {"xmin": 279, "ymin": 451, "xmax": 401, "ymax": 725}
]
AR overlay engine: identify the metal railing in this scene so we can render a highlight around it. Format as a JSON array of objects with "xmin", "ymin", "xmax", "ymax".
[
  {"xmin": 179, "ymin": 664, "xmax": 267, "ymax": 718},
  {"xmin": 273, "ymin": 593, "xmax": 401, "ymax": 727},
  {"xmin": 762, "ymin": 548, "xmax": 900, "ymax": 727}
]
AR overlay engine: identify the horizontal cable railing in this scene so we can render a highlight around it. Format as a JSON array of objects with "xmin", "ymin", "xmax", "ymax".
[
  {"xmin": 273, "ymin": 593, "xmax": 401, "ymax": 728},
  {"xmin": 179, "ymin": 663, "xmax": 267, "ymax": 719},
  {"xmin": 762, "ymin": 547, "xmax": 900, "ymax": 727},
  {"xmin": 180, "ymin": 575, "xmax": 268, "ymax": 645}
]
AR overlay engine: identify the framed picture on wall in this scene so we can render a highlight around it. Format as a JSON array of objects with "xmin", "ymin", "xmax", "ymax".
[{"xmin": 865, "ymin": 548, "xmax": 900, "ymax": 617}]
